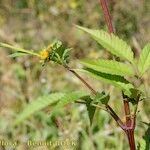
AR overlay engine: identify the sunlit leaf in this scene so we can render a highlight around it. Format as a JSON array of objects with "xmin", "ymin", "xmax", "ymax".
[
  {"xmin": 77, "ymin": 26, "xmax": 134, "ymax": 63},
  {"xmin": 80, "ymin": 59, "xmax": 134, "ymax": 76}
]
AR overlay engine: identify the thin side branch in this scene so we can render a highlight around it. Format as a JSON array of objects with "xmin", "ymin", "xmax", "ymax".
[
  {"xmin": 106, "ymin": 105, "xmax": 125, "ymax": 130},
  {"xmin": 64, "ymin": 65, "xmax": 124, "ymax": 129},
  {"xmin": 65, "ymin": 65, "xmax": 97, "ymax": 95}
]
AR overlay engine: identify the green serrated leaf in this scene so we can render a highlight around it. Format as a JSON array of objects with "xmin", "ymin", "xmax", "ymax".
[
  {"xmin": 77, "ymin": 25, "xmax": 134, "ymax": 63},
  {"xmin": 82, "ymin": 96, "xmax": 96, "ymax": 125},
  {"xmin": 80, "ymin": 59, "xmax": 134, "ymax": 76},
  {"xmin": 76, "ymin": 68, "xmax": 134, "ymax": 96},
  {"xmin": 138, "ymin": 43, "xmax": 150, "ymax": 75},
  {"xmin": 14, "ymin": 93, "xmax": 65, "ymax": 125}
]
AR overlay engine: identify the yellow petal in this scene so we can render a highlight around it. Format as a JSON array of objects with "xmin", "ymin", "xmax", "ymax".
[{"xmin": 39, "ymin": 49, "xmax": 49, "ymax": 60}]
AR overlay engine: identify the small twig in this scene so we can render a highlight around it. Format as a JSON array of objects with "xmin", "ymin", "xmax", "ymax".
[{"xmin": 106, "ymin": 104, "xmax": 125, "ymax": 130}]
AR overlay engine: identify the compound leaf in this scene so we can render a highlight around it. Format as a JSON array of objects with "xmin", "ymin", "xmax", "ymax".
[{"xmin": 14, "ymin": 93, "xmax": 65, "ymax": 125}]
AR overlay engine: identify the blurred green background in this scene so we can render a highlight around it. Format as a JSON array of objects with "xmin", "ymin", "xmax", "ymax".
[{"xmin": 0, "ymin": 0, "xmax": 149, "ymax": 150}]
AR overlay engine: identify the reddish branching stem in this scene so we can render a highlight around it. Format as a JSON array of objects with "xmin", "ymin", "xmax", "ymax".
[
  {"xmin": 66, "ymin": 66, "xmax": 97, "ymax": 95},
  {"xmin": 65, "ymin": 65, "xmax": 124, "ymax": 129},
  {"xmin": 99, "ymin": 0, "xmax": 137, "ymax": 149}
]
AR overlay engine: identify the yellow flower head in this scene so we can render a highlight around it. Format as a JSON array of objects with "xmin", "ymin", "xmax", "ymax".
[
  {"xmin": 39, "ymin": 49, "xmax": 49, "ymax": 60},
  {"xmin": 39, "ymin": 43, "xmax": 53, "ymax": 60}
]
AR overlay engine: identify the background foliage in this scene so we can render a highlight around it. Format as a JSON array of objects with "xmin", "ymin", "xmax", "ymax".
[{"xmin": 0, "ymin": 0, "xmax": 149, "ymax": 150}]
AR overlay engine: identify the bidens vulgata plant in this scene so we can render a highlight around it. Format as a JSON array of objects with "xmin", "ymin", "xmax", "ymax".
[{"xmin": 0, "ymin": 1, "xmax": 149, "ymax": 150}]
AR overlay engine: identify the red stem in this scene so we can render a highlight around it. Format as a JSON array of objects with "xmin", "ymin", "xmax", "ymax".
[
  {"xmin": 99, "ymin": 0, "xmax": 114, "ymax": 33},
  {"xmin": 122, "ymin": 94, "xmax": 136, "ymax": 149},
  {"xmin": 126, "ymin": 129, "xmax": 136, "ymax": 150},
  {"xmin": 123, "ymin": 99, "xmax": 132, "ymax": 127},
  {"xmin": 99, "ymin": 0, "xmax": 136, "ymax": 149}
]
